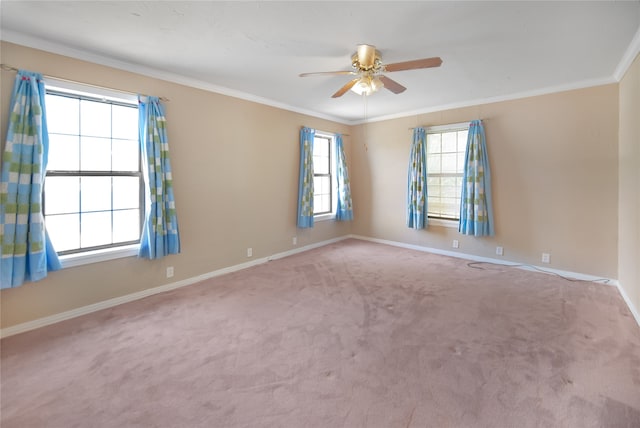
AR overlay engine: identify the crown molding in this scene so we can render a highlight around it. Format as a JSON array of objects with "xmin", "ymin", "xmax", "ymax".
[
  {"xmin": 0, "ymin": 30, "xmax": 352, "ymax": 126},
  {"xmin": 354, "ymin": 76, "xmax": 617, "ymax": 125},
  {"xmin": 614, "ymin": 26, "xmax": 640, "ymax": 81},
  {"xmin": 2, "ymin": 25, "xmax": 637, "ymax": 127}
]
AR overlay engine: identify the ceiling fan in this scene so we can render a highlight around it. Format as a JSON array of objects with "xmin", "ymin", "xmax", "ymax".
[{"xmin": 299, "ymin": 44, "xmax": 442, "ymax": 98}]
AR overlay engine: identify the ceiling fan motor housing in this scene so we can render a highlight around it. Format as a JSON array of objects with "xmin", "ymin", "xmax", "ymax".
[{"xmin": 352, "ymin": 44, "xmax": 382, "ymax": 72}]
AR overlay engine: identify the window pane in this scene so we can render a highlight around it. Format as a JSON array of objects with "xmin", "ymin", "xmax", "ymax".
[
  {"xmin": 441, "ymin": 177, "xmax": 456, "ymax": 187},
  {"xmin": 81, "ymin": 99, "xmax": 111, "ymax": 137},
  {"xmin": 45, "ymin": 177, "xmax": 79, "ymax": 215},
  {"xmin": 442, "ymin": 198, "xmax": 460, "ymax": 217},
  {"xmin": 458, "ymin": 152, "xmax": 466, "ymax": 170},
  {"xmin": 81, "ymin": 211, "xmax": 112, "ymax": 248},
  {"xmin": 46, "ymin": 95, "xmax": 79, "ymax": 135},
  {"xmin": 441, "ymin": 153, "xmax": 457, "ymax": 173},
  {"xmin": 314, "ymin": 194, "xmax": 330, "ymax": 214},
  {"xmin": 313, "ymin": 137, "xmax": 330, "ymax": 175},
  {"xmin": 442, "ymin": 132, "xmax": 457, "ymax": 153},
  {"xmin": 457, "ymin": 130, "xmax": 469, "ymax": 150},
  {"xmin": 313, "ymin": 137, "xmax": 329, "ymax": 157},
  {"xmin": 320, "ymin": 195, "xmax": 330, "ymax": 212},
  {"xmin": 47, "ymin": 134, "xmax": 80, "ymax": 171},
  {"xmin": 111, "ymin": 105, "xmax": 138, "ymax": 140},
  {"xmin": 427, "ymin": 154, "xmax": 441, "ymax": 174},
  {"xmin": 81, "ymin": 177, "xmax": 112, "ymax": 212},
  {"xmin": 112, "ymin": 139, "xmax": 139, "ymax": 171},
  {"xmin": 442, "ymin": 184, "xmax": 459, "ymax": 197},
  {"xmin": 313, "ymin": 176, "xmax": 323, "ymax": 195},
  {"xmin": 314, "ymin": 158, "xmax": 329, "ymax": 175},
  {"xmin": 317, "ymin": 176, "xmax": 330, "ymax": 196},
  {"xmin": 113, "ymin": 177, "xmax": 140, "ymax": 210},
  {"xmin": 46, "ymin": 214, "xmax": 80, "ymax": 252},
  {"xmin": 113, "ymin": 209, "xmax": 140, "ymax": 243},
  {"xmin": 314, "ymin": 177, "xmax": 331, "ymax": 212},
  {"xmin": 81, "ymin": 136, "xmax": 111, "ymax": 171},
  {"xmin": 429, "ymin": 200, "xmax": 444, "ymax": 215},
  {"xmin": 427, "ymin": 178, "xmax": 441, "ymax": 198},
  {"xmin": 427, "ymin": 134, "xmax": 441, "ymax": 153}
]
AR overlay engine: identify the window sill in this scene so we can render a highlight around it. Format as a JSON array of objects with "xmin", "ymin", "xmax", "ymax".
[
  {"xmin": 314, "ymin": 213, "xmax": 335, "ymax": 222},
  {"xmin": 59, "ymin": 244, "xmax": 139, "ymax": 269},
  {"xmin": 428, "ymin": 218, "xmax": 459, "ymax": 229}
]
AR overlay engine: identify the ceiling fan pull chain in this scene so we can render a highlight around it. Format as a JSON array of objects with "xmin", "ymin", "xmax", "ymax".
[{"xmin": 363, "ymin": 93, "xmax": 368, "ymax": 123}]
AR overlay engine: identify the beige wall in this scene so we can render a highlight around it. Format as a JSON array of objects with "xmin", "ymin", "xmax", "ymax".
[
  {"xmin": 0, "ymin": 40, "xmax": 631, "ymax": 330},
  {"xmin": 0, "ymin": 42, "xmax": 352, "ymax": 328},
  {"xmin": 351, "ymin": 85, "xmax": 620, "ymax": 278},
  {"xmin": 618, "ymin": 53, "xmax": 640, "ymax": 316}
]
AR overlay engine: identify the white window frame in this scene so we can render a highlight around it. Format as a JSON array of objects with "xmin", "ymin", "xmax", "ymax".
[
  {"xmin": 426, "ymin": 122, "xmax": 469, "ymax": 228},
  {"xmin": 43, "ymin": 78, "xmax": 142, "ymax": 268},
  {"xmin": 313, "ymin": 131, "xmax": 338, "ymax": 222}
]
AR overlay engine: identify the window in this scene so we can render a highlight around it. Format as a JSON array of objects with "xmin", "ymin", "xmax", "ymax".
[
  {"xmin": 426, "ymin": 123, "xmax": 469, "ymax": 221},
  {"xmin": 43, "ymin": 82, "xmax": 142, "ymax": 258},
  {"xmin": 313, "ymin": 133, "xmax": 336, "ymax": 218}
]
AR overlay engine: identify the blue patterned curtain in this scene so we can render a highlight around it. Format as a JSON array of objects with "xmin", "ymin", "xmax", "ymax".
[
  {"xmin": 335, "ymin": 134, "xmax": 353, "ymax": 221},
  {"xmin": 1, "ymin": 70, "xmax": 61, "ymax": 288},
  {"xmin": 407, "ymin": 127, "xmax": 428, "ymax": 229},
  {"xmin": 459, "ymin": 120, "xmax": 494, "ymax": 236},
  {"xmin": 297, "ymin": 127, "xmax": 315, "ymax": 228},
  {"xmin": 138, "ymin": 96, "xmax": 181, "ymax": 259}
]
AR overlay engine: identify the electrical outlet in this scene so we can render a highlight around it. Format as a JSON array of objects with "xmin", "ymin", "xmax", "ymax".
[
  {"xmin": 452, "ymin": 240, "xmax": 459, "ymax": 249},
  {"xmin": 247, "ymin": 247, "xmax": 252, "ymax": 257},
  {"xmin": 542, "ymin": 253, "xmax": 550, "ymax": 264},
  {"xmin": 496, "ymin": 246, "xmax": 504, "ymax": 256},
  {"xmin": 292, "ymin": 236, "xmax": 297, "ymax": 245},
  {"xmin": 166, "ymin": 266, "xmax": 174, "ymax": 278}
]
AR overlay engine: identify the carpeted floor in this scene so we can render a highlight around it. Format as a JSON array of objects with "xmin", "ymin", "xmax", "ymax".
[{"xmin": 1, "ymin": 239, "xmax": 639, "ymax": 427}]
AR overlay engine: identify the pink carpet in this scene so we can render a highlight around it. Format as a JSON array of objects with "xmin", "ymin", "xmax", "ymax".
[{"xmin": 2, "ymin": 239, "xmax": 639, "ymax": 427}]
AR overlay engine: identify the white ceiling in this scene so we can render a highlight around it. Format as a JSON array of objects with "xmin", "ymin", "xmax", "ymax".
[{"xmin": 1, "ymin": 1, "xmax": 639, "ymax": 124}]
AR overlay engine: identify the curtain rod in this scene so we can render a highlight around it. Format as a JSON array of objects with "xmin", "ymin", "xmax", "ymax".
[
  {"xmin": 0, "ymin": 63, "xmax": 170, "ymax": 102},
  {"xmin": 408, "ymin": 119, "xmax": 486, "ymax": 130},
  {"xmin": 306, "ymin": 127, "xmax": 349, "ymax": 137}
]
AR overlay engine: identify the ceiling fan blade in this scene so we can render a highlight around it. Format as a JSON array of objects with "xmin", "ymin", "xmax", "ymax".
[
  {"xmin": 299, "ymin": 70, "xmax": 357, "ymax": 77},
  {"xmin": 332, "ymin": 78, "xmax": 359, "ymax": 98},
  {"xmin": 379, "ymin": 75, "xmax": 406, "ymax": 94},
  {"xmin": 384, "ymin": 57, "xmax": 443, "ymax": 72}
]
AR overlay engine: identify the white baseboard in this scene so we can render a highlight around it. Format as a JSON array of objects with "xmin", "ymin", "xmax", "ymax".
[
  {"xmin": 350, "ymin": 235, "xmax": 618, "ymax": 284},
  {"xmin": 3, "ymin": 234, "xmax": 637, "ymax": 338},
  {"xmin": 350, "ymin": 235, "xmax": 640, "ymax": 328},
  {"xmin": 0, "ymin": 236, "xmax": 349, "ymax": 338},
  {"xmin": 615, "ymin": 281, "xmax": 640, "ymax": 328}
]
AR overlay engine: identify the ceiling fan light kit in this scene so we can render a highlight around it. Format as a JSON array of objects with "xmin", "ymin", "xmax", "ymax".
[
  {"xmin": 300, "ymin": 44, "xmax": 442, "ymax": 98},
  {"xmin": 351, "ymin": 74, "xmax": 384, "ymax": 96}
]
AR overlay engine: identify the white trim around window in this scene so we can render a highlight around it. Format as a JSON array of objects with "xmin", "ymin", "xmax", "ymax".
[{"xmin": 59, "ymin": 244, "xmax": 140, "ymax": 268}]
